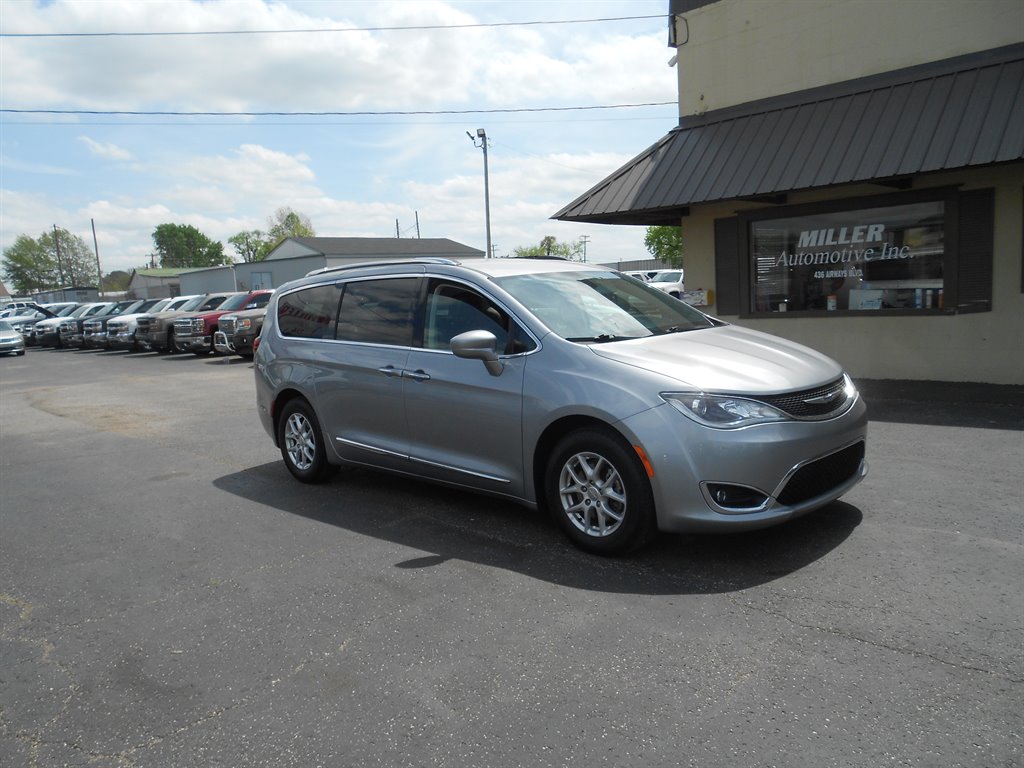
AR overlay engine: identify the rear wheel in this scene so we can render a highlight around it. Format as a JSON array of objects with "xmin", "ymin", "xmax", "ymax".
[
  {"xmin": 277, "ymin": 398, "xmax": 334, "ymax": 483},
  {"xmin": 544, "ymin": 427, "xmax": 656, "ymax": 555}
]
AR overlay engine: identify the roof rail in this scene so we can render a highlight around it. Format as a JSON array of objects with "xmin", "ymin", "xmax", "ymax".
[{"xmin": 305, "ymin": 257, "xmax": 462, "ymax": 278}]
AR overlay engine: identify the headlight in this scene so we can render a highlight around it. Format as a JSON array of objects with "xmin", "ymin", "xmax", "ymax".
[
  {"xmin": 236, "ymin": 318, "xmax": 252, "ymax": 330},
  {"xmin": 662, "ymin": 392, "xmax": 790, "ymax": 429}
]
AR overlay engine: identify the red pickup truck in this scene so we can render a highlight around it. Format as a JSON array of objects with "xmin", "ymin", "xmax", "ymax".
[{"xmin": 172, "ymin": 290, "xmax": 273, "ymax": 355}]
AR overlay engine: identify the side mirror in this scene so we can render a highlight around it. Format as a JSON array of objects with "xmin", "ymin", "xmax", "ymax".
[{"xmin": 450, "ymin": 330, "xmax": 504, "ymax": 377}]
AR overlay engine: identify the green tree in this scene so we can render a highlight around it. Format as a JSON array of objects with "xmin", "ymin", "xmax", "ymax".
[
  {"xmin": 1, "ymin": 228, "xmax": 99, "ymax": 293},
  {"xmin": 102, "ymin": 270, "xmax": 132, "ymax": 292},
  {"xmin": 43, "ymin": 228, "xmax": 98, "ymax": 286},
  {"xmin": 228, "ymin": 230, "xmax": 268, "ymax": 263},
  {"xmin": 260, "ymin": 207, "xmax": 315, "ymax": 258},
  {"xmin": 2, "ymin": 234, "xmax": 56, "ymax": 293},
  {"xmin": 644, "ymin": 225, "xmax": 684, "ymax": 268},
  {"xmin": 152, "ymin": 223, "xmax": 229, "ymax": 268},
  {"xmin": 512, "ymin": 235, "xmax": 583, "ymax": 260}
]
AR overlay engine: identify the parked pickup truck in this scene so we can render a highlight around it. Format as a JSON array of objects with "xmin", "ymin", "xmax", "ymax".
[
  {"xmin": 106, "ymin": 295, "xmax": 195, "ymax": 351},
  {"xmin": 173, "ymin": 290, "xmax": 272, "ymax": 355},
  {"xmin": 49, "ymin": 303, "xmax": 116, "ymax": 348},
  {"xmin": 6, "ymin": 303, "xmax": 74, "ymax": 346},
  {"xmin": 82, "ymin": 299, "xmax": 161, "ymax": 349},
  {"xmin": 135, "ymin": 293, "xmax": 230, "ymax": 353},
  {"xmin": 213, "ymin": 300, "xmax": 272, "ymax": 358},
  {"xmin": 61, "ymin": 302, "xmax": 134, "ymax": 348}
]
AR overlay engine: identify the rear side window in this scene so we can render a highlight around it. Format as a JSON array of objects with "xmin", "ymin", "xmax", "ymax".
[
  {"xmin": 337, "ymin": 278, "xmax": 418, "ymax": 346},
  {"xmin": 278, "ymin": 284, "xmax": 340, "ymax": 339}
]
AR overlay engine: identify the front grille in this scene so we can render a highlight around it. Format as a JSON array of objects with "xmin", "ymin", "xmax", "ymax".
[
  {"xmin": 137, "ymin": 318, "xmax": 153, "ymax": 333},
  {"xmin": 777, "ymin": 441, "xmax": 865, "ymax": 506},
  {"xmin": 219, "ymin": 317, "xmax": 236, "ymax": 335},
  {"xmin": 759, "ymin": 377, "xmax": 850, "ymax": 419},
  {"xmin": 174, "ymin": 318, "xmax": 203, "ymax": 334}
]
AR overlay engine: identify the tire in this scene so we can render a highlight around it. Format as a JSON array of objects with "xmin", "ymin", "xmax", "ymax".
[
  {"xmin": 544, "ymin": 427, "xmax": 656, "ymax": 555},
  {"xmin": 277, "ymin": 398, "xmax": 334, "ymax": 483}
]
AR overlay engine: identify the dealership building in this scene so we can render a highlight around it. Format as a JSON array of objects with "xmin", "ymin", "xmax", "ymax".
[{"xmin": 556, "ymin": 0, "xmax": 1023, "ymax": 384}]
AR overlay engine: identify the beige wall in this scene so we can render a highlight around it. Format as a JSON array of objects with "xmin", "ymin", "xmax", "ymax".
[
  {"xmin": 681, "ymin": 164, "xmax": 1024, "ymax": 384},
  {"xmin": 674, "ymin": 0, "xmax": 1024, "ymax": 116}
]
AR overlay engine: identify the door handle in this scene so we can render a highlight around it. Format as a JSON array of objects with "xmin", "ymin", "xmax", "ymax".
[
  {"xmin": 403, "ymin": 369, "xmax": 431, "ymax": 382},
  {"xmin": 377, "ymin": 365, "xmax": 402, "ymax": 378}
]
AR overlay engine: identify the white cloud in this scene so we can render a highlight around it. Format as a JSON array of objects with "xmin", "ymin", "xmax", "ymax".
[
  {"xmin": 1, "ymin": 1, "xmax": 672, "ymax": 273},
  {"xmin": 78, "ymin": 137, "xmax": 133, "ymax": 161}
]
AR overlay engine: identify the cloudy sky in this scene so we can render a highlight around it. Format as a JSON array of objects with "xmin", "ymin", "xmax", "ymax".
[{"xmin": 0, "ymin": 0, "xmax": 678, "ymax": 274}]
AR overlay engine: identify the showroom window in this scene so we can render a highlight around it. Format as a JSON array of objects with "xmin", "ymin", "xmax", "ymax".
[
  {"xmin": 750, "ymin": 200, "xmax": 945, "ymax": 313},
  {"xmin": 715, "ymin": 188, "xmax": 994, "ymax": 316}
]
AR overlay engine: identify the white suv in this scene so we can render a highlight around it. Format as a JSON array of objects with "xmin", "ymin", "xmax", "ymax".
[{"xmin": 648, "ymin": 270, "xmax": 685, "ymax": 298}]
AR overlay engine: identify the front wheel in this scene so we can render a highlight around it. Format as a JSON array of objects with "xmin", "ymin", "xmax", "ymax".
[
  {"xmin": 277, "ymin": 398, "xmax": 334, "ymax": 483},
  {"xmin": 544, "ymin": 427, "xmax": 656, "ymax": 555}
]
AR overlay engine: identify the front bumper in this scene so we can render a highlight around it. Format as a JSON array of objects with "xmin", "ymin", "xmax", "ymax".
[
  {"xmin": 0, "ymin": 339, "xmax": 25, "ymax": 354},
  {"xmin": 35, "ymin": 330, "xmax": 61, "ymax": 347},
  {"xmin": 107, "ymin": 332, "xmax": 136, "ymax": 350},
  {"xmin": 213, "ymin": 331, "xmax": 235, "ymax": 355},
  {"xmin": 619, "ymin": 396, "xmax": 869, "ymax": 534},
  {"xmin": 60, "ymin": 330, "xmax": 86, "ymax": 347},
  {"xmin": 175, "ymin": 333, "xmax": 212, "ymax": 352},
  {"xmin": 83, "ymin": 332, "xmax": 108, "ymax": 348},
  {"xmin": 136, "ymin": 330, "xmax": 168, "ymax": 351}
]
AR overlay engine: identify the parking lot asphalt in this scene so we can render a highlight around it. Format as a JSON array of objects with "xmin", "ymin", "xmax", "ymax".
[{"xmin": 1, "ymin": 347, "xmax": 1021, "ymax": 768}]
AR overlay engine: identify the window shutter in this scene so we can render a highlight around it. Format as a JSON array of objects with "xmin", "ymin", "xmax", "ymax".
[
  {"xmin": 714, "ymin": 216, "xmax": 740, "ymax": 315},
  {"xmin": 956, "ymin": 189, "xmax": 994, "ymax": 314}
]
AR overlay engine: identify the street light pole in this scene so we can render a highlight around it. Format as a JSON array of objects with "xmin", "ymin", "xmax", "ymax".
[{"xmin": 467, "ymin": 128, "xmax": 492, "ymax": 258}]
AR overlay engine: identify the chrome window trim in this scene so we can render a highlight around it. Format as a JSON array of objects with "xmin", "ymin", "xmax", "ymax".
[{"xmin": 271, "ymin": 268, "xmax": 544, "ymax": 358}]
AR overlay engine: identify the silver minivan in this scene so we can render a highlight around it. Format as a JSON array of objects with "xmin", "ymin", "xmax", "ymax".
[{"xmin": 255, "ymin": 258, "xmax": 867, "ymax": 554}]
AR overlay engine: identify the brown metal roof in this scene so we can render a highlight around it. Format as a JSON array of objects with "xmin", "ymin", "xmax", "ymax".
[{"xmin": 553, "ymin": 44, "xmax": 1024, "ymax": 225}]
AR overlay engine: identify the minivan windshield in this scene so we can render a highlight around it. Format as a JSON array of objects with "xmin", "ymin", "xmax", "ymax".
[{"xmin": 496, "ymin": 270, "xmax": 715, "ymax": 342}]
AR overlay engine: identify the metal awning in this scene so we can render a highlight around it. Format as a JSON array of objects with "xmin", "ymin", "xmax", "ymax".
[{"xmin": 553, "ymin": 44, "xmax": 1024, "ymax": 225}]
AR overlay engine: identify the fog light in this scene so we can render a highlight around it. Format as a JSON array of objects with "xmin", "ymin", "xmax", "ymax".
[{"xmin": 707, "ymin": 483, "xmax": 769, "ymax": 510}]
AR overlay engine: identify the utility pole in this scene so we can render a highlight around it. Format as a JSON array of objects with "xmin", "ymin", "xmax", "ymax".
[
  {"xmin": 579, "ymin": 235, "xmax": 591, "ymax": 263},
  {"xmin": 52, "ymin": 225, "xmax": 66, "ymax": 286},
  {"xmin": 91, "ymin": 219, "xmax": 103, "ymax": 296},
  {"xmin": 415, "ymin": 211, "xmax": 421, "ymax": 239},
  {"xmin": 467, "ymin": 129, "xmax": 492, "ymax": 258},
  {"xmin": 396, "ymin": 219, "xmax": 400, "ymax": 238}
]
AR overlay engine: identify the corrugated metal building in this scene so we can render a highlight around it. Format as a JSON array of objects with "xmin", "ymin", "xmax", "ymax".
[{"xmin": 178, "ymin": 237, "xmax": 485, "ymax": 295}]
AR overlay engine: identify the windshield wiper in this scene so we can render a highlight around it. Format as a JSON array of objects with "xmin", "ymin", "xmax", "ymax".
[
  {"xmin": 657, "ymin": 325, "xmax": 693, "ymax": 335},
  {"xmin": 565, "ymin": 334, "xmax": 636, "ymax": 343}
]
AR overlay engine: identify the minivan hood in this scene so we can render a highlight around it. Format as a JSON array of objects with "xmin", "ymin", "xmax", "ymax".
[{"xmin": 589, "ymin": 325, "xmax": 843, "ymax": 394}]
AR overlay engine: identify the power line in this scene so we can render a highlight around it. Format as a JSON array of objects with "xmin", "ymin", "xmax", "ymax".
[
  {"xmin": 1, "ymin": 15, "xmax": 665, "ymax": 38},
  {"xmin": 0, "ymin": 114, "xmax": 678, "ymax": 127},
  {"xmin": 1, "ymin": 102, "xmax": 676, "ymax": 117}
]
